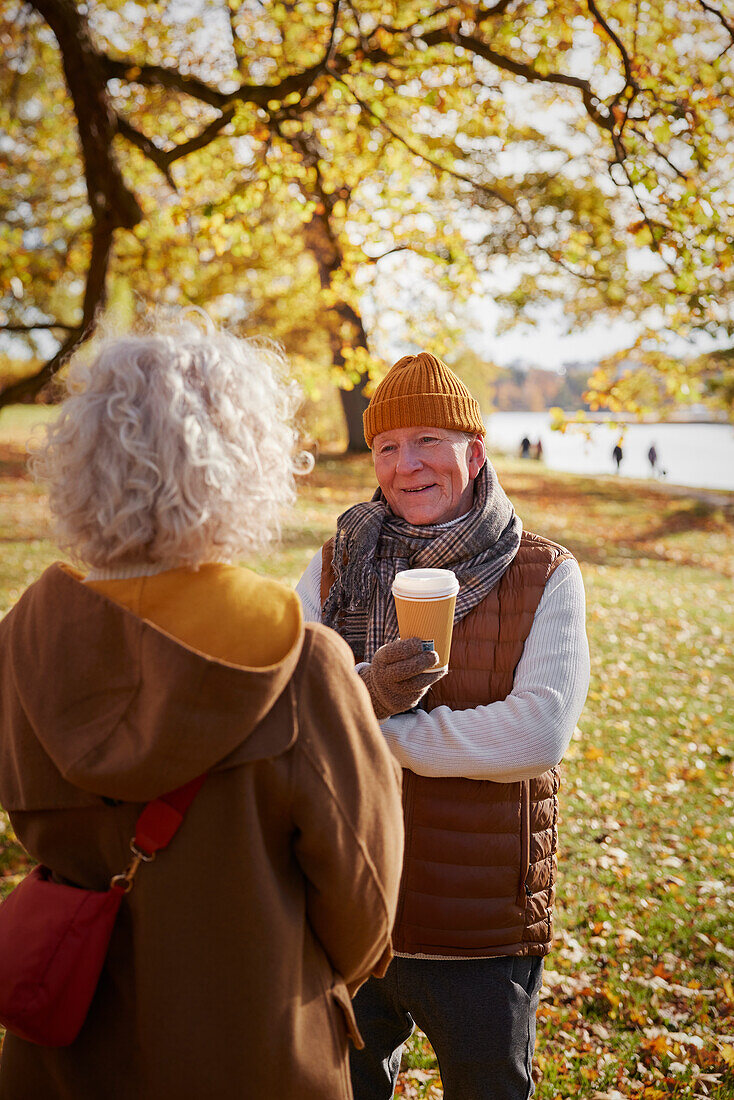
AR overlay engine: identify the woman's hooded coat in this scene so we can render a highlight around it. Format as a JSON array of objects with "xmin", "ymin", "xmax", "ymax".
[{"xmin": 0, "ymin": 563, "xmax": 403, "ymax": 1099}]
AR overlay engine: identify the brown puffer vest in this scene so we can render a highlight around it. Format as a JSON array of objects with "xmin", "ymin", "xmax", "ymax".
[{"xmin": 321, "ymin": 530, "xmax": 574, "ymax": 958}]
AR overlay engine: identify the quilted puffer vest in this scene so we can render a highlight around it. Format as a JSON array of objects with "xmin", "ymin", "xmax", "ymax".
[{"xmin": 321, "ymin": 530, "xmax": 574, "ymax": 958}]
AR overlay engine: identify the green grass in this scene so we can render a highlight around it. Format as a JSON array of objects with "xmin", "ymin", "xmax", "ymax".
[{"xmin": 1, "ymin": 415, "xmax": 733, "ymax": 1096}]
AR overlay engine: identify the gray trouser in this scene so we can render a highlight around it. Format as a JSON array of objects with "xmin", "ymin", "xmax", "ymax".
[{"xmin": 349, "ymin": 954, "xmax": 543, "ymax": 1100}]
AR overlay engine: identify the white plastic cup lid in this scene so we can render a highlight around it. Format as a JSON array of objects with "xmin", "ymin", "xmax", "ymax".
[{"xmin": 391, "ymin": 568, "xmax": 459, "ymax": 600}]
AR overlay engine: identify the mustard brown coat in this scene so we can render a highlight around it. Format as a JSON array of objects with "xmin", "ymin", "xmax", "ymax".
[{"xmin": 0, "ymin": 563, "xmax": 404, "ymax": 1099}]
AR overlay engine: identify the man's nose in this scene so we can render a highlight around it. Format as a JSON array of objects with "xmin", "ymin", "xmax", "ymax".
[{"xmin": 395, "ymin": 445, "xmax": 423, "ymax": 473}]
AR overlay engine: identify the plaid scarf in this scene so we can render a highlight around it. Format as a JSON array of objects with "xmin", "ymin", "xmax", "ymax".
[{"xmin": 322, "ymin": 461, "xmax": 522, "ymax": 662}]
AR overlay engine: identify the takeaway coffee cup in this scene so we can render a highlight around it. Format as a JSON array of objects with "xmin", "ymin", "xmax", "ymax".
[{"xmin": 391, "ymin": 568, "xmax": 460, "ymax": 671}]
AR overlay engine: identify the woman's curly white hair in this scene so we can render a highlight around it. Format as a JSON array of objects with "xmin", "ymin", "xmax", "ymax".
[{"xmin": 30, "ymin": 315, "xmax": 312, "ymax": 569}]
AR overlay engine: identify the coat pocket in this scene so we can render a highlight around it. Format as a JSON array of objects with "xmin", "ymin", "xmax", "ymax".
[{"xmin": 330, "ymin": 977, "xmax": 365, "ymax": 1050}]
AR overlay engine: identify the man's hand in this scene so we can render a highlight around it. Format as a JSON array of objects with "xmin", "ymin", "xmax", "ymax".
[{"xmin": 359, "ymin": 637, "xmax": 446, "ymax": 720}]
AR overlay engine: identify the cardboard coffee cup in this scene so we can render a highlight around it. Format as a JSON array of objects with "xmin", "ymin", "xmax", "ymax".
[{"xmin": 391, "ymin": 568, "xmax": 460, "ymax": 670}]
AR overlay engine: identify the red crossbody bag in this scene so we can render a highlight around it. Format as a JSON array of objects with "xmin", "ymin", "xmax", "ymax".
[{"xmin": 0, "ymin": 774, "xmax": 206, "ymax": 1047}]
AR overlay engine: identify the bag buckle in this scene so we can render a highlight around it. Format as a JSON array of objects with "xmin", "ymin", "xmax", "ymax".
[{"xmin": 110, "ymin": 840, "xmax": 156, "ymax": 894}]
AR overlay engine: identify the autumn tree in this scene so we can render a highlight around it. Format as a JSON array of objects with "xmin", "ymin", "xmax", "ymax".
[{"xmin": 2, "ymin": 0, "xmax": 733, "ymax": 448}]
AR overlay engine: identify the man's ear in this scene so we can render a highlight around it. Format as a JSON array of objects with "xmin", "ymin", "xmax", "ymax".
[{"xmin": 467, "ymin": 435, "xmax": 486, "ymax": 480}]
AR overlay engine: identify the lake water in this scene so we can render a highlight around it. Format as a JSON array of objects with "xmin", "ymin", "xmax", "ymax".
[{"xmin": 485, "ymin": 411, "xmax": 734, "ymax": 492}]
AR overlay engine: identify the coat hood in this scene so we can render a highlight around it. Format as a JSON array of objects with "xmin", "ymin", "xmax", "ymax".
[{"xmin": 0, "ymin": 564, "xmax": 305, "ymax": 805}]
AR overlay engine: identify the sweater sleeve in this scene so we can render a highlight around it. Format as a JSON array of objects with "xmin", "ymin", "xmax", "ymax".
[
  {"xmin": 295, "ymin": 550, "xmax": 324, "ymax": 623},
  {"xmin": 295, "ymin": 551, "xmax": 590, "ymax": 783},
  {"xmin": 290, "ymin": 625, "xmax": 404, "ymax": 991},
  {"xmin": 380, "ymin": 557, "xmax": 590, "ymax": 782}
]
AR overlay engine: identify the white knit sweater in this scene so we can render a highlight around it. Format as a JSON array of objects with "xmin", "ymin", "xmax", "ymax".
[{"xmin": 296, "ymin": 551, "xmax": 590, "ymax": 783}]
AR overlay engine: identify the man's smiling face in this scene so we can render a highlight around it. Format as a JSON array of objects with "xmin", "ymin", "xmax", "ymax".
[{"xmin": 372, "ymin": 425, "xmax": 486, "ymax": 525}]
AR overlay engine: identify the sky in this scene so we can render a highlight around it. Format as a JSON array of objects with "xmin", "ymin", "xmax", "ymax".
[
  {"xmin": 467, "ymin": 298, "xmax": 730, "ymax": 373},
  {"xmin": 468, "ymin": 301, "xmax": 641, "ymax": 370}
]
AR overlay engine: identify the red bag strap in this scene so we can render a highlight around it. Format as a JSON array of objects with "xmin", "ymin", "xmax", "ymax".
[
  {"xmin": 110, "ymin": 774, "xmax": 207, "ymax": 893},
  {"xmin": 134, "ymin": 774, "xmax": 207, "ymax": 856}
]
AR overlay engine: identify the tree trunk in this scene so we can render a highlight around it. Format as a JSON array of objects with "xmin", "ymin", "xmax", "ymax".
[
  {"xmin": 286, "ymin": 129, "xmax": 374, "ymax": 452},
  {"xmin": 0, "ymin": 0, "xmax": 145, "ymax": 409},
  {"xmin": 339, "ymin": 381, "xmax": 371, "ymax": 453},
  {"xmin": 327, "ymin": 301, "xmax": 372, "ymax": 452},
  {"xmin": 31, "ymin": 0, "xmax": 142, "ymax": 233}
]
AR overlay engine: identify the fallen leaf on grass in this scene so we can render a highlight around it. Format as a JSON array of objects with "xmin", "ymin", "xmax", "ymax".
[
  {"xmin": 666, "ymin": 1031, "xmax": 705, "ymax": 1048},
  {"xmin": 628, "ymin": 975, "xmax": 714, "ymax": 997},
  {"xmin": 617, "ymin": 926, "xmax": 644, "ymax": 946},
  {"xmin": 641, "ymin": 1033, "xmax": 671, "ymax": 1060}
]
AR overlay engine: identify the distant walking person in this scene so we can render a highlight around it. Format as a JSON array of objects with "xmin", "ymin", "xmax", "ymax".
[
  {"xmin": 520, "ymin": 436, "xmax": 531, "ymax": 458},
  {"xmin": 647, "ymin": 444, "xmax": 658, "ymax": 475},
  {"xmin": 612, "ymin": 442, "xmax": 623, "ymax": 473},
  {"xmin": 532, "ymin": 439, "xmax": 543, "ymax": 461}
]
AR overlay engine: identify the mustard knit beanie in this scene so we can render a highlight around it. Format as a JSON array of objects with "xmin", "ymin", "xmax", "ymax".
[{"xmin": 363, "ymin": 352, "xmax": 485, "ymax": 447}]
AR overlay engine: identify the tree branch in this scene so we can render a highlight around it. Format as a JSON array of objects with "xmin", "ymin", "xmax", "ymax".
[
  {"xmin": 608, "ymin": 139, "xmax": 675, "ymax": 270},
  {"xmin": 360, "ymin": 245, "xmax": 411, "ymax": 264},
  {"xmin": 697, "ymin": 0, "xmax": 734, "ymax": 41},
  {"xmin": 411, "ymin": 16, "xmax": 676, "ymax": 272},
  {"xmin": 102, "ymin": 57, "xmax": 234, "ymax": 108},
  {"xmin": 325, "ymin": 0, "xmax": 342, "ymax": 67},
  {"xmin": 1, "ymin": 322, "xmax": 78, "ymax": 332},
  {"xmin": 102, "ymin": 53, "xmax": 330, "ymax": 111},
  {"xmin": 115, "ymin": 114, "xmax": 177, "ymax": 187},
  {"xmin": 0, "ymin": 331, "xmax": 80, "ymax": 407},
  {"xmin": 116, "ymin": 107, "xmax": 236, "ymax": 183},
  {"xmin": 628, "ymin": 127, "xmax": 689, "ymax": 181},
  {"xmin": 166, "ymin": 107, "xmax": 237, "ymax": 164},
  {"xmin": 0, "ymin": 219, "xmax": 113, "ymax": 408},
  {"xmin": 586, "ymin": 0, "xmax": 637, "ymax": 100},
  {"xmin": 334, "ymin": 74, "xmax": 602, "ymax": 283},
  {"xmin": 420, "ymin": 27, "xmax": 616, "ymax": 133},
  {"xmin": 355, "ymin": 1, "xmax": 515, "ymax": 43}
]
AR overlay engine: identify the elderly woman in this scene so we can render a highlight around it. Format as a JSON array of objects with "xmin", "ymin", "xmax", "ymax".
[{"xmin": 0, "ymin": 318, "xmax": 403, "ymax": 1099}]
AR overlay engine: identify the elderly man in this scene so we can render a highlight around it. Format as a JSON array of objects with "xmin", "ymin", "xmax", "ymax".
[{"xmin": 296, "ymin": 352, "xmax": 590, "ymax": 1100}]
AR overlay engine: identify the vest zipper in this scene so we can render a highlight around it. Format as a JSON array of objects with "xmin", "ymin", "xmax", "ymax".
[{"xmin": 517, "ymin": 780, "xmax": 531, "ymax": 907}]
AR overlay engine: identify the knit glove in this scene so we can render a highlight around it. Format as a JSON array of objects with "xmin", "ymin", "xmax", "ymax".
[{"xmin": 359, "ymin": 637, "xmax": 446, "ymax": 721}]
